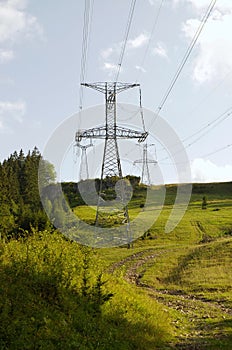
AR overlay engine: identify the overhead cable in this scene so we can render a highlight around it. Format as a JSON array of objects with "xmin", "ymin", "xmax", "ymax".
[
  {"xmin": 136, "ymin": 0, "xmax": 165, "ymax": 82},
  {"xmin": 152, "ymin": 101, "xmax": 232, "ymax": 163},
  {"xmin": 182, "ymin": 106, "xmax": 232, "ymax": 144},
  {"xmin": 79, "ymin": 0, "xmax": 94, "ymax": 113},
  {"xmin": 115, "ymin": 0, "xmax": 137, "ymax": 82},
  {"xmin": 150, "ymin": 0, "xmax": 217, "ymax": 127},
  {"xmin": 159, "ymin": 143, "xmax": 232, "ymax": 165}
]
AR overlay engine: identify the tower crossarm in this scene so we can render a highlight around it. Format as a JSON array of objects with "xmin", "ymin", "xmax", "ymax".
[
  {"xmin": 76, "ymin": 126, "xmax": 107, "ymax": 142},
  {"xmin": 76, "ymin": 126, "xmax": 148, "ymax": 143},
  {"xmin": 114, "ymin": 127, "xmax": 148, "ymax": 142},
  {"xmin": 134, "ymin": 159, "xmax": 157, "ymax": 164},
  {"xmin": 81, "ymin": 82, "xmax": 139, "ymax": 94}
]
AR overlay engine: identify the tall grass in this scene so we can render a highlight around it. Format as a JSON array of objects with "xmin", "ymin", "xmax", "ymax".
[{"xmin": 0, "ymin": 230, "xmax": 172, "ymax": 350}]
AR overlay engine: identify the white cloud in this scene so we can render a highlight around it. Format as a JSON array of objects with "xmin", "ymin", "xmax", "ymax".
[
  {"xmin": 100, "ymin": 44, "xmax": 120, "ymax": 61},
  {"xmin": 0, "ymin": 0, "xmax": 43, "ymax": 43},
  {"xmin": 153, "ymin": 41, "xmax": 168, "ymax": 59},
  {"xmin": 135, "ymin": 65, "xmax": 146, "ymax": 73},
  {"xmin": 7, "ymin": 0, "xmax": 28, "ymax": 10},
  {"xmin": 148, "ymin": 0, "xmax": 155, "ymax": 5},
  {"xmin": 0, "ymin": 49, "xmax": 14, "ymax": 63},
  {"xmin": 175, "ymin": 0, "xmax": 232, "ymax": 14},
  {"xmin": 183, "ymin": 15, "xmax": 232, "ymax": 83},
  {"xmin": 103, "ymin": 62, "xmax": 118, "ymax": 70},
  {"xmin": 0, "ymin": 100, "xmax": 26, "ymax": 132},
  {"xmin": 101, "ymin": 47, "xmax": 114, "ymax": 60},
  {"xmin": 0, "ymin": 0, "xmax": 43, "ymax": 64},
  {"xmin": 100, "ymin": 33, "xmax": 149, "ymax": 61},
  {"xmin": 100, "ymin": 33, "xmax": 149, "ymax": 76},
  {"xmin": 102, "ymin": 62, "xmax": 119, "ymax": 76},
  {"xmin": 0, "ymin": 100, "xmax": 25, "ymax": 113},
  {"xmin": 128, "ymin": 33, "xmax": 149, "ymax": 49},
  {"xmin": 178, "ymin": 0, "xmax": 232, "ymax": 83},
  {"xmin": 191, "ymin": 158, "xmax": 232, "ymax": 182}
]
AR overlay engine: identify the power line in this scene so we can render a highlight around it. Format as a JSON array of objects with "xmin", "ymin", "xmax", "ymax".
[
  {"xmin": 148, "ymin": 0, "xmax": 217, "ymax": 129},
  {"xmin": 156, "ymin": 101, "xmax": 232, "ymax": 164},
  {"xmin": 140, "ymin": 104, "xmax": 232, "ymax": 165},
  {"xmin": 79, "ymin": 0, "xmax": 94, "ymax": 114},
  {"xmin": 75, "ymin": 1, "xmax": 94, "ymax": 167},
  {"xmin": 159, "ymin": 143, "xmax": 232, "ymax": 166},
  {"xmin": 139, "ymin": 86, "xmax": 146, "ymax": 132},
  {"xmin": 198, "ymin": 143, "xmax": 232, "ymax": 159},
  {"xmin": 163, "ymin": 106, "xmax": 232, "ymax": 154},
  {"xmin": 160, "ymin": 105, "xmax": 232, "ymax": 161},
  {"xmin": 182, "ymin": 106, "xmax": 232, "ymax": 144},
  {"xmin": 116, "ymin": 86, "xmax": 146, "ymax": 129},
  {"xmin": 156, "ymin": 105, "xmax": 232, "ymax": 156},
  {"xmin": 182, "ymin": 69, "xmax": 232, "ymax": 122},
  {"xmin": 157, "ymin": 0, "xmax": 216, "ymax": 114},
  {"xmin": 135, "ymin": 0, "xmax": 165, "ymax": 82},
  {"xmin": 115, "ymin": 0, "xmax": 137, "ymax": 82},
  {"xmin": 154, "ymin": 67, "xmax": 232, "ymax": 154}
]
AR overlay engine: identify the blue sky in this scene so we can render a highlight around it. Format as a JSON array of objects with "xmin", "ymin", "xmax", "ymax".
[{"xmin": 0, "ymin": 0, "xmax": 232, "ymax": 183}]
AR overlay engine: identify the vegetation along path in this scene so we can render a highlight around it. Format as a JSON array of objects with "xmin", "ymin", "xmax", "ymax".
[{"xmin": 108, "ymin": 241, "xmax": 232, "ymax": 349}]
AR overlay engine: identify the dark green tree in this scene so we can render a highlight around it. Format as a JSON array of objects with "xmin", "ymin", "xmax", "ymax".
[
  {"xmin": 202, "ymin": 196, "xmax": 207, "ymax": 209},
  {"xmin": 0, "ymin": 147, "xmax": 55, "ymax": 238}
]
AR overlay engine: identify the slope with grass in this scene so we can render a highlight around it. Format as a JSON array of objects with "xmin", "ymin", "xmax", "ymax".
[
  {"xmin": 0, "ymin": 181, "xmax": 232, "ymax": 349},
  {"xmin": 0, "ymin": 230, "xmax": 172, "ymax": 350},
  {"xmin": 97, "ymin": 182, "xmax": 232, "ymax": 349}
]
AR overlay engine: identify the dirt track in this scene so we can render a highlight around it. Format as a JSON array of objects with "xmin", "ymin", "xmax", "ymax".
[{"xmin": 108, "ymin": 249, "xmax": 232, "ymax": 349}]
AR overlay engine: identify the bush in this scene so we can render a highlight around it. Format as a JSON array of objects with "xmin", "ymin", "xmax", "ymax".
[
  {"xmin": 0, "ymin": 230, "xmax": 172, "ymax": 349},
  {"xmin": 199, "ymin": 234, "xmax": 214, "ymax": 244}
]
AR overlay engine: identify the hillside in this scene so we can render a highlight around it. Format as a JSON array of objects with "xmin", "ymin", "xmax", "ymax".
[
  {"xmin": 1, "ymin": 151, "xmax": 232, "ymax": 349},
  {"xmin": 1, "ymin": 184, "xmax": 232, "ymax": 348},
  {"xmin": 62, "ymin": 179, "xmax": 232, "ymax": 208}
]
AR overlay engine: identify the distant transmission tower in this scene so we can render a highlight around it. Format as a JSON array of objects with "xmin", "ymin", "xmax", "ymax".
[
  {"xmin": 78, "ymin": 143, "xmax": 92, "ymax": 180},
  {"xmin": 134, "ymin": 143, "xmax": 157, "ymax": 186},
  {"xmin": 75, "ymin": 82, "xmax": 147, "ymax": 243}
]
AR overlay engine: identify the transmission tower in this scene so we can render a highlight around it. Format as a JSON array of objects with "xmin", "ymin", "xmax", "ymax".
[
  {"xmin": 134, "ymin": 143, "xmax": 157, "ymax": 186},
  {"xmin": 75, "ymin": 82, "xmax": 148, "ymax": 244},
  {"xmin": 78, "ymin": 143, "xmax": 92, "ymax": 180}
]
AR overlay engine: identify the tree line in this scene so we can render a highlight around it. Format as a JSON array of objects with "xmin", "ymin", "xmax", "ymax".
[
  {"xmin": 0, "ymin": 147, "xmax": 142, "ymax": 239},
  {"xmin": 0, "ymin": 147, "xmax": 55, "ymax": 239}
]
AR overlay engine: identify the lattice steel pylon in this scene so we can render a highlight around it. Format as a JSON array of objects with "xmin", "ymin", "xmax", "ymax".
[
  {"xmin": 134, "ymin": 143, "xmax": 157, "ymax": 186},
  {"xmin": 75, "ymin": 82, "xmax": 148, "ymax": 244},
  {"xmin": 78, "ymin": 143, "xmax": 92, "ymax": 181}
]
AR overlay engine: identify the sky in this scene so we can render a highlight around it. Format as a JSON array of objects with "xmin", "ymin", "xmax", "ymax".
[{"xmin": 0, "ymin": 0, "xmax": 232, "ymax": 184}]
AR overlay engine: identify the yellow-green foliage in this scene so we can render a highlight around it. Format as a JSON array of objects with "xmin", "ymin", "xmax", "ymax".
[
  {"xmin": 0, "ymin": 230, "xmax": 172, "ymax": 350},
  {"xmin": 1, "ymin": 182, "xmax": 232, "ymax": 349},
  {"xmin": 172, "ymin": 239, "xmax": 232, "ymax": 292},
  {"xmin": 102, "ymin": 278, "xmax": 172, "ymax": 350}
]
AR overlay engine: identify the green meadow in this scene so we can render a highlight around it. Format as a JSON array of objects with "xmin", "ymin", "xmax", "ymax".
[{"xmin": 1, "ymin": 180, "xmax": 232, "ymax": 349}]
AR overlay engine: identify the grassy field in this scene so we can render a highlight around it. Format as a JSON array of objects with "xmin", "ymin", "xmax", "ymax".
[
  {"xmin": 97, "ymin": 183, "xmax": 232, "ymax": 349},
  {"xmin": 0, "ymin": 182, "xmax": 232, "ymax": 349}
]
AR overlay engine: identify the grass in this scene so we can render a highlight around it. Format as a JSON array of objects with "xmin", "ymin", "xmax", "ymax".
[
  {"xmin": 138, "ymin": 237, "xmax": 232, "ymax": 349},
  {"xmin": 1, "ymin": 181, "xmax": 232, "ymax": 349},
  {"xmin": 96, "ymin": 183, "xmax": 232, "ymax": 349},
  {"xmin": 0, "ymin": 230, "xmax": 172, "ymax": 350}
]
